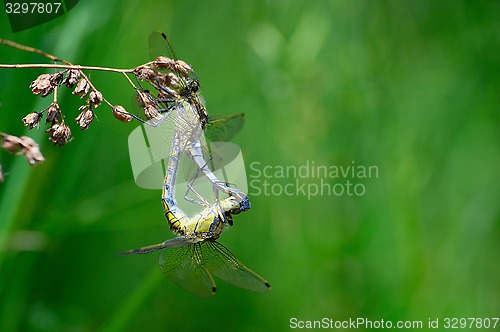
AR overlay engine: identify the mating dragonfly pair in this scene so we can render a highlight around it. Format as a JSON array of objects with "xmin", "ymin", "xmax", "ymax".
[{"xmin": 120, "ymin": 32, "xmax": 270, "ymax": 297}]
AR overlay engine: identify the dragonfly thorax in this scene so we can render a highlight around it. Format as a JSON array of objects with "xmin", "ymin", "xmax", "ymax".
[
  {"xmin": 183, "ymin": 82, "xmax": 209, "ymax": 129},
  {"xmin": 167, "ymin": 196, "xmax": 247, "ymax": 241}
]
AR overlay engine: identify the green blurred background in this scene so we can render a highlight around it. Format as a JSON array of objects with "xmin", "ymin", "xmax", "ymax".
[{"xmin": 1, "ymin": 1, "xmax": 499, "ymax": 331}]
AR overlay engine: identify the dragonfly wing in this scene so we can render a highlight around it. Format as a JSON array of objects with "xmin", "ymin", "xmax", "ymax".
[
  {"xmin": 202, "ymin": 241, "xmax": 271, "ymax": 293},
  {"xmin": 205, "ymin": 113, "xmax": 245, "ymax": 142},
  {"xmin": 162, "ymin": 236, "xmax": 198, "ymax": 248},
  {"xmin": 143, "ymin": 112, "xmax": 176, "ymax": 161},
  {"xmin": 159, "ymin": 243, "xmax": 216, "ymax": 297},
  {"xmin": 148, "ymin": 31, "xmax": 195, "ymax": 85},
  {"xmin": 149, "ymin": 30, "xmax": 176, "ymax": 61},
  {"xmin": 118, "ymin": 236, "xmax": 194, "ymax": 255}
]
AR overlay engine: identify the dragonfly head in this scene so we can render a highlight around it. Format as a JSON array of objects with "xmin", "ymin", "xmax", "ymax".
[{"xmin": 187, "ymin": 76, "xmax": 200, "ymax": 93}]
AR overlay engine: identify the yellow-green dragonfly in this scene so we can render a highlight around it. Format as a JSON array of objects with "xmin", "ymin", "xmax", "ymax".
[
  {"xmin": 120, "ymin": 32, "xmax": 270, "ymax": 297},
  {"xmin": 121, "ymin": 195, "xmax": 270, "ymax": 297}
]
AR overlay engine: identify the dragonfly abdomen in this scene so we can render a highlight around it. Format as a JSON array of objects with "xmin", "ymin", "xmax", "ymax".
[{"xmin": 162, "ymin": 197, "xmax": 188, "ymax": 235}]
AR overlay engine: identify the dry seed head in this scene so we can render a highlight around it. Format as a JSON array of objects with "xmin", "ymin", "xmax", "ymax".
[
  {"xmin": 20, "ymin": 135, "xmax": 38, "ymax": 147},
  {"xmin": 29, "ymin": 73, "xmax": 55, "ymax": 97},
  {"xmin": 1, "ymin": 138, "xmax": 19, "ymax": 153},
  {"xmin": 19, "ymin": 136, "xmax": 45, "ymax": 165},
  {"xmin": 22, "ymin": 112, "xmax": 43, "ymax": 129},
  {"xmin": 75, "ymin": 105, "xmax": 95, "ymax": 130},
  {"xmin": 112, "ymin": 105, "xmax": 132, "ymax": 122},
  {"xmin": 24, "ymin": 149, "xmax": 45, "ymax": 165},
  {"xmin": 46, "ymin": 103, "xmax": 61, "ymax": 124},
  {"xmin": 46, "ymin": 123, "xmax": 72, "ymax": 146},
  {"xmin": 144, "ymin": 104, "xmax": 161, "ymax": 120},
  {"xmin": 0, "ymin": 133, "xmax": 21, "ymax": 153},
  {"xmin": 62, "ymin": 69, "xmax": 81, "ymax": 88},
  {"xmin": 88, "ymin": 90, "xmax": 103, "ymax": 108},
  {"xmin": 153, "ymin": 57, "xmax": 191, "ymax": 77},
  {"xmin": 50, "ymin": 71, "xmax": 64, "ymax": 86},
  {"xmin": 73, "ymin": 78, "xmax": 91, "ymax": 97},
  {"xmin": 136, "ymin": 90, "xmax": 157, "ymax": 108},
  {"xmin": 133, "ymin": 66, "xmax": 156, "ymax": 81},
  {"xmin": 160, "ymin": 72, "xmax": 180, "ymax": 89},
  {"xmin": 154, "ymin": 56, "xmax": 176, "ymax": 70},
  {"xmin": 154, "ymin": 76, "xmax": 179, "ymax": 98},
  {"xmin": 0, "ymin": 133, "xmax": 45, "ymax": 165},
  {"xmin": 175, "ymin": 60, "xmax": 192, "ymax": 77}
]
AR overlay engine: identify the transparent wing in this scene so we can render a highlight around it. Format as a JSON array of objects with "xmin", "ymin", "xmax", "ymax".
[
  {"xmin": 180, "ymin": 112, "xmax": 245, "ymax": 187},
  {"xmin": 149, "ymin": 30, "xmax": 177, "ymax": 61},
  {"xmin": 142, "ymin": 108, "xmax": 180, "ymax": 161},
  {"xmin": 148, "ymin": 30, "xmax": 194, "ymax": 91},
  {"xmin": 118, "ymin": 235, "xmax": 195, "ymax": 255},
  {"xmin": 202, "ymin": 241, "xmax": 271, "ymax": 293},
  {"xmin": 159, "ymin": 243, "xmax": 217, "ymax": 298},
  {"xmin": 205, "ymin": 113, "xmax": 245, "ymax": 142}
]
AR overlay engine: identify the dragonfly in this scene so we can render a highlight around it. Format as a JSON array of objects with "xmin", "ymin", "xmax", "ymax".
[
  {"xmin": 120, "ymin": 195, "xmax": 270, "ymax": 297},
  {"xmin": 137, "ymin": 31, "xmax": 250, "ymax": 211},
  {"xmin": 120, "ymin": 31, "xmax": 270, "ymax": 297}
]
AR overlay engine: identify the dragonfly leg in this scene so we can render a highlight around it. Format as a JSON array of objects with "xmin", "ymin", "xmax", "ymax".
[
  {"xmin": 183, "ymin": 152, "xmax": 224, "ymax": 207},
  {"xmin": 186, "ymin": 140, "xmax": 250, "ymax": 212},
  {"xmin": 183, "ymin": 169, "xmax": 211, "ymax": 207},
  {"xmin": 211, "ymin": 182, "xmax": 229, "ymax": 224}
]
